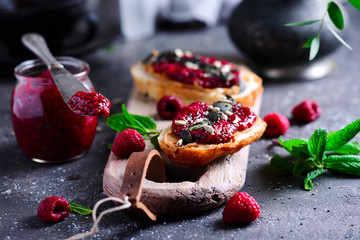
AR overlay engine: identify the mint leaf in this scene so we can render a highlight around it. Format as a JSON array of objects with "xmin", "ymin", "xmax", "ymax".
[
  {"xmin": 132, "ymin": 114, "xmax": 157, "ymax": 131},
  {"xmin": 308, "ymin": 128, "xmax": 327, "ymax": 164},
  {"xmin": 270, "ymin": 155, "xmax": 294, "ymax": 174},
  {"xmin": 284, "ymin": 19, "xmax": 321, "ymax": 27},
  {"xmin": 106, "ymin": 113, "xmax": 147, "ymax": 135},
  {"xmin": 326, "ymin": 119, "xmax": 360, "ymax": 151},
  {"xmin": 309, "ymin": 36, "xmax": 320, "ymax": 61},
  {"xmin": 106, "ymin": 104, "xmax": 157, "ymax": 137},
  {"xmin": 348, "ymin": 0, "xmax": 360, "ymax": 11},
  {"xmin": 292, "ymin": 158, "xmax": 316, "ymax": 177},
  {"xmin": 331, "ymin": 142, "xmax": 360, "ymax": 155},
  {"xmin": 273, "ymin": 119, "xmax": 360, "ymax": 190},
  {"xmin": 328, "ymin": 1, "xmax": 344, "ymax": 30},
  {"xmin": 324, "ymin": 155, "xmax": 360, "ymax": 176},
  {"xmin": 278, "ymin": 136, "xmax": 310, "ymax": 159},
  {"xmin": 69, "ymin": 202, "xmax": 92, "ymax": 215},
  {"xmin": 304, "ymin": 168, "xmax": 324, "ymax": 190},
  {"xmin": 121, "ymin": 104, "xmax": 145, "ymax": 130}
]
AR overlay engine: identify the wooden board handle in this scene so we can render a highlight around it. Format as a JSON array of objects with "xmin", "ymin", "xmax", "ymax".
[{"xmin": 119, "ymin": 150, "xmax": 166, "ymax": 220}]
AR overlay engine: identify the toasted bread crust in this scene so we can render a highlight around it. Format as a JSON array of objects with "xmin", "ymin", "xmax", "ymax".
[
  {"xmin": 130, "ymin": 61, "xmax": 263, "ymax": 107},
  {"xmin": 158, "ymin": 117, "xmax": 266, "ymax": 167}
]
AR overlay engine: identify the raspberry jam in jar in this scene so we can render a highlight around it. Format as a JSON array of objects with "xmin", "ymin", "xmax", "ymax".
[{"xmin": 12, "ymin": 57, "xmax": 98, "ymax": 163}]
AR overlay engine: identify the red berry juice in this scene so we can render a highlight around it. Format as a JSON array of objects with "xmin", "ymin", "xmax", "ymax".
[{"xmin": 12, "ymin": 57, "xmax": 98, "ymax": 163}]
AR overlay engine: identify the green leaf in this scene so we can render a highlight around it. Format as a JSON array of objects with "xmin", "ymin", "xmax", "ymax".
[
  {"xmin": 278, "ymin": 136, "xmax": 310, "ymax": 159},
  {"xmin": 121, "ymin": 104, "xmax": 143, "ymax": 129},
  {"xmin": 270, "ymin": 155, "xmax": 294, "ymax": 174},
  {"xmin": 132, "ymin": 114, "xmax": 157, "ymax": 131},
  {"xmin": 309, "ymin": 36, "xmax": 320, "ymax": 61},
  {"xmin": 69, "ymin": 202, "xmax": 93, "ymax": 215},
  {"xmin": 308, "ymin": 128, "xmax": 328, "ymax": 164},
  {"xmin": 304, "ymin": 168, "xmax": 324, "ymax": 190},
  {"xmin": 106, "ymin": 104, "xmax": 157, "ymax": 137},
  {"xmin": 150, "ymin": 133, "xmax": 161, "ymax": 151},
  {"xmin": 325, "ymin": 21, "xmax": 353, "ymax": 50},
  {"xmin": 324, "ymin": 155, "xmax": 360, "ymax": 176},
  {"xmin": 284, "ymin": 19, "xmax": 321, "ymax": 27},
  {"xmin": 331, "ymin": 142, "xmax": 360, "ymax": 155},
  {"xmin": 303, "ymin": 37, "xmax": 316, "ymax": 48},
  {"xmin": 328, "ymin": 1, "xmax": 344, "ymax": 30},
  {"xmin": 292, "ymin": 158, "xmax": 316, "ymax": 177},
  {"xmin": 326, "ymin": 119, "xmax": 360, "ymax": 151},
  {"xmin": 348, "ymin": 0, "xmax": 360, "ymax": 11},
  {"xmin": 106, "ymin": 113, "xmax": 147, "ymax": 135}
]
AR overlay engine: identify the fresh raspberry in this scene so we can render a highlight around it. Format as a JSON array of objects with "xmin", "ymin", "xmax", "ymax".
[
  {"xmin": 111, "ymin": 129, "xmax": 145, "ymax": 158},
  {"xmin": 263, "ymin": 113, "xmax": 290, "ymax": 137},
  {"xmin": 157, "ymin": 95, "xmax": 184, "ymax": 120},
  {"xmin": 292, "ymin": 99, "xmax": 321, "ymax": 123},
  {"xmin": 37, "ymin": 196, "xmax": 70, "ymax": 223},
  {"xmin": 222, "ymin": 192, "xmax": 260, "ymax": 224}
]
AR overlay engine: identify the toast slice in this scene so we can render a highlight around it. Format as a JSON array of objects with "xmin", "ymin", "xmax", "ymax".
[
  {"xmin": 130, "ymin": 51, "xmax": 263, "ymax": 107},
  {"xmin": 158, "ymin": 117, "xmax": 266, "ymax": 167}
]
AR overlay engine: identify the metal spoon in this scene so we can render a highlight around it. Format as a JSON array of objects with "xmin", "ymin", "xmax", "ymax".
[{"xmin": 21, "ymin": 33, "xmax": 90, "ymax": 104}]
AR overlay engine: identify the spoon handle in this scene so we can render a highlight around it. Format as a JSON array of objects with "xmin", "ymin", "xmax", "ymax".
[
  {"xmin": 21, "ymin": 33, "xmax": 90, "ymax": 104},
  {"xmin": 21, "ymin": 33, "xmax": 62, "ymax": 68}
]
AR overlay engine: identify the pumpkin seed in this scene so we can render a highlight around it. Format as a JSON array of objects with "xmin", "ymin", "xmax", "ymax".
[
  {"xmin": 181, "ymin": 129, "xmax": 193, "ymax": 144},
  {"xmin": 188, "ymin": 120, "xmax": 210, "ymax": 131},
  {"xmin": 205, "ymin": 111, "xmax": 219, "ymax": 122},
  {"xmin": 213, "ymin": 102, "xmax": 233, "ymax": 112},
  {"xmin": 224, "ymin": 94, "xmax": 236, "ymax": 104}
]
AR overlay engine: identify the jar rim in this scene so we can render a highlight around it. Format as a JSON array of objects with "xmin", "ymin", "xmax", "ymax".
[{"xmin": 14, "ymin": 56, "xmax": 90, "ymax": 80}]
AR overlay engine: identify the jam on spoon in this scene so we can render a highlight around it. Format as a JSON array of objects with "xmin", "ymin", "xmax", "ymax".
[{"xmin": 68, "ymin": 91, "xmax": 111, "ymax": 117}]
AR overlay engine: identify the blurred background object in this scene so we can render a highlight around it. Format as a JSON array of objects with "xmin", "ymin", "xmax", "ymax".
[
  {"xmin": 228, "ymin": 0, "xmax": 349, "ymax": 80},
  {"xmin": 0, "ymin": 0, "xmax": 98, "ymax": 58},
  {"xmin": 0, "ymin": 0, "xmax": 242, "ymax": 65},
  {"xmin": 119, "ymin": 0, "xmax": 242, "ymax": 40},
  {"xmin": 0, "ymin": 0, "xmax": 119, "ymax": 66},
  {"xmin": 0, "ymin": 0, "xmax": 353, "ymax": 81}
]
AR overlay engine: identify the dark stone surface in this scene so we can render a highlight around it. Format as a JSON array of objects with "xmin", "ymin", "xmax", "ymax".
[{"xmin": 1, "ymin": 5, "xmax": 360, "ymax": 240}]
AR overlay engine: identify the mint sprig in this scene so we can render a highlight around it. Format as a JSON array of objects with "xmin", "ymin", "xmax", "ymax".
[
  {"xmin": 106, "ymin": 104, "xmax": 158, "ymax": 137},
  {"xmin": 106, "ymin": 104, "xmax": 161, "ymax": 147},
  {"xmin": 285, "ymin": 0, "xmax": 359, "ymax": 61},
  {"xmin": 271, "ymin": 119, "xmax": 360, "ymax": 190},
  {"xmin": 69, "ymin": 202, "xmax": 93, "ymax": 215}
]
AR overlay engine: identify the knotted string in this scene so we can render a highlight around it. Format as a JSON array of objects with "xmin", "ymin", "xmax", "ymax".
[{"xmin": 66, "ymin": 196, "xmax": 131, "ymax": 240}]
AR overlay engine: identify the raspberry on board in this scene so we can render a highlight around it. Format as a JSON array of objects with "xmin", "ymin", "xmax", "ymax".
[
  {"xmin": 263, "ymin": 112, "xmax": 290, "ymax": 137},
  {"xmin": 222, "ymin": 192, "xmax": 260, "ymax": 224},
  {"xmin": 111, "ymin": 129, "xmax": 146, "ymax": 158},
  {"xmin": 292, "ymin": 99, "xmax": 321, "ymax": 123},
  {"xmin": 37, "ymin": 196, "xmax": 70, "ymax": 223},
  {"xmin": 157, "ymin": 95, "xmax": 184, "ymax": 120}
]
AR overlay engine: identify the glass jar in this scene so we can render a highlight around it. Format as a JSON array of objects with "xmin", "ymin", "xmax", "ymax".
[{"xmin": 11, "ymin": 57, "xmax": 98, "ymax": 163}]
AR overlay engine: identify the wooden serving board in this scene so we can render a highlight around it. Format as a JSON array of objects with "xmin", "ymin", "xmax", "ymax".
[{"xmin": 103, "ymin": 88, "xmax": 262, "ymax": 216}]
